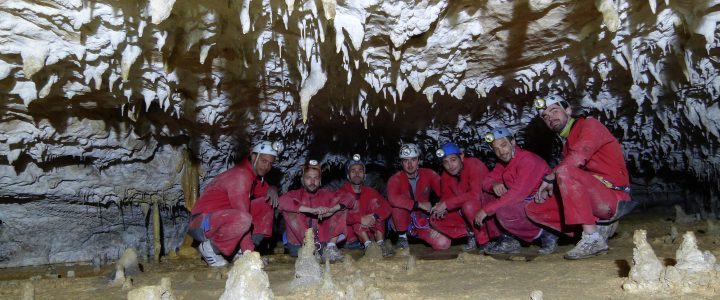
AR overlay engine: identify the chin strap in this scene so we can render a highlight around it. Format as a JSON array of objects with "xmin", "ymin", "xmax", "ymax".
[{"xmin": 559, "ymin": 117, "xmax": 576, "ymax": 138}]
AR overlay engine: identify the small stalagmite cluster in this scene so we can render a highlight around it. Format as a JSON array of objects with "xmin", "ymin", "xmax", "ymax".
[{"xmin": 623, "ymin": 229, "xmax": 720, "ymax": 295}]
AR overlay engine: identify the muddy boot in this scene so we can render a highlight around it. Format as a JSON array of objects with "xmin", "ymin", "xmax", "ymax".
[
  {"xmin": 396, "ymin": 236, "xmax": 409, "ymax": 249},
  {"xmin": 477, "ymin": 240, "xmax": 497, "ymax": 253},
  {"xmin": 597, "ymin": 222, "xmax": 619, "ymax": 242},
  {"xmin": 563, "ymin": 232, "xmax": 608, "ymax": 260},
  {"xmin": 198, "ymin": 240, "xmax": 228, "ymax": 267},
  {"xmin": 537, "ymin": 230, "xmax": 559, "ymax": 255},
  {"xmin": 379, "ymin": 240, "xmax": 395, "ymax": 257},
  {"xmin": 345, "ymin": 240, "xmax": 364, "ymax": 250},
  {"xmin": 462, "ymin": 234, "xmax": 477, "ymax": 252},
  {"xmin": 321, "ymin": 244, "xmax": 344, "ymax": 263},
  {"xmin": 484, "ymin": 234, "xmax": 521, "ymax": 255}
]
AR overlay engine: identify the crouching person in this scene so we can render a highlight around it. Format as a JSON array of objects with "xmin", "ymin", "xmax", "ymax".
[
  {"xmin": 187, "ymin": 140, "xmax": 281, "ymax": 267},
  {"xmin": 341, "ymin": 154, "xmax": 394, "ymax": 256},
  {"xmin": 387, "ymin": 143, "xmax": 450, "ymax": 250},
  {"xmin": 432, "ymin": 142, "xmax": 500, "ymax": 251},
  {"xmin": 279, "ymin": 159, "xmax": 355, "ymax": 262},
  {"xmin": 475, "ymin": 127, "xmax": 560, "ymax": 255},
  {"xmin": 530, "ymin": 94, "xmax": 637, "ymax": 260}
]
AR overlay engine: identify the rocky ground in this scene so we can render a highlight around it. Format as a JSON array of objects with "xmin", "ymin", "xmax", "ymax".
[{"xmin": 1, "ymin": 207, "xmax": 719, "ymax": 300}]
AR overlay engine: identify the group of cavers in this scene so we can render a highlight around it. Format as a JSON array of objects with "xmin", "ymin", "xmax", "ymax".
[{"xmin": 187, "ymin": 94, "xmax": 638, "ymax": 267}]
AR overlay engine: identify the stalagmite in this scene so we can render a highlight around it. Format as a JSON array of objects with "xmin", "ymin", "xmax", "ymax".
[
  {"xmin": 22, "ymin": 281, "xmax": 34, "ymax": 300},
  {"xmin": 292, "ymin": 229, "xmax": 322, "ymax": 286},
  {"xmin": 674, "ymin": 205, "xmax": 697, "ymax": 224},
  {"xmin": 405, "ymin": 255, "xmax": 416, "ymax": 275},
  {"xmin": 675, "ymin": 231, "xmax": 716, "ymax": 273},
  {"xmin": 622, "ymin": 230, "xmax": 664, "ymax": 291},
  {"xmin": 529, "ymin": 290, "xmax": 544, "ymax": 300},
  {"xmin": 625, "ymin": 229, "xmax": 720, "ymax": 295},
  {"xmin": 360, "ymin": 242, "xmax": 383, "ymax": 261},
  {"xmin": 111, "ymin": 248, "xmax": 140, "ymax": 287},
  {"xmin": 219, "ymin": 251, "xmax": 274, "ymax": 300}
]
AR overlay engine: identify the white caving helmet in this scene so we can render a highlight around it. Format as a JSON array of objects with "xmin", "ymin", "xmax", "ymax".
[
  {"xmin": 252, "ymin": 140, "xmax": 283, "ymax": 157},
  {"xmin": 399, "ymin": 143, "xmax": 421, "ymax": 159},
  {"xmin": 534, "ymin": 94, "xmax": 568, "ymax": 113}
]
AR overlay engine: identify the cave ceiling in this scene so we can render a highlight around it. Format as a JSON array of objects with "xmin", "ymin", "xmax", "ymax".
[{"xmin": 1, "ymin": 0, "xmax": 720, "ymax": 200}]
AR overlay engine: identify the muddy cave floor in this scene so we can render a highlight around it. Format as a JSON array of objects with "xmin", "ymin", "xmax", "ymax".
[{"xmin": 2, "ymin": 208, "xmax": 719, "ymax": 300}]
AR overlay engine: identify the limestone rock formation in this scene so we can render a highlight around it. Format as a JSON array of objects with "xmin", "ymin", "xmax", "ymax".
[
  {"xmin": 623, "ymin": 229, "xmax": 720, "ymax": 295},
  {"xmin": 219, "ymin": 251, "xmax": 274, "ymax": 300},
  {"xmin": 674, "ymin": 231, "xmax": 716, "ymax": 273},
  {"xmin": 292, "ymin": 229, "xmax": 322, "ymax": 286},
  {"xmin": 623, "ymin": 230, "xmax": 664, "ymax": 291},
  {"xmin": 529, "ymin": 290, "xmax": 544, "ymax": 300},
  {"xmin": 110, "ymin": 248, "xmax": 140, "ymax": 287},
  {"xmin": 126, "ymin": 277, "xmax": 174, "ymax": 300}
]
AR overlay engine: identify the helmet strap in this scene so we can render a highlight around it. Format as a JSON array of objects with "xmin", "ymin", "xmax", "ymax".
[{"xmin": 559, "ymin": 117, "xmax": 576, "ymax": 138}]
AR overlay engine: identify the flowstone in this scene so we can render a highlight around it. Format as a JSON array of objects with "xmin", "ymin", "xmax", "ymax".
[
  {"xmin": 219, "ymin": 251, "xmax": 273, "ymax": 300},
  {"xmin": 292, "ymin": 229, "xmax": 322, "ymax": 286},
  {"xmin": 623, "ymin": 230, "xmax": 720, "ymax": 295}
]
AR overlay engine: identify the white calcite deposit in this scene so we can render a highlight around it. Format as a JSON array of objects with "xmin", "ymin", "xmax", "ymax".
[
  {"xmin": 292, "ymin": 229, "xmax": 322, "ymax": 286},
  {"xmin": 219, "ymin": 251, "xmax": 274, "ymax": 300},
  {"xmin": 623, "ymin": 230, "xmax": 720, "ymax": 295}
]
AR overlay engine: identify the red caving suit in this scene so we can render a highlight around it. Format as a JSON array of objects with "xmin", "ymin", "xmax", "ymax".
[
  {"xmin": 339, "ymin": 183, "xmax": 392, "ymax": 242},
  {"xmin": 279, "ymin": 188, "xmax": 355, "ymax": 246},
  {"xmin": 386, "ymin": 168, "xmax": 451, "ymax": 250},
  {"xmin": 526, "ymin": 117, "xmax": 631, "ymax": 228},
  {"xmin": 439, "ymin": 157, "xmax": 501, "ymax": 245},
  {"xmin": 188, "ymin": 158, "xmax": 273, "ymax": 256},
  {"xmin": 482, "ymin": 147, "xmax": 556, "ymax": 242}
]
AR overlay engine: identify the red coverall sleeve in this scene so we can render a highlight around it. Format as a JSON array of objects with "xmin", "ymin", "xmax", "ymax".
[
  {"xmin": 442, "ymin": 160, "xmax": 488, "ymax": 211},
  {"xmin": 428, "ymin": 171, "xmax": 442, "ymax": 199},
  {"xmin": 226, "ymin": 174, "xmax": 253, "ymax": 212},
  {"xmin": 345, "ymin": 192, "xmax": 361, "ymax": 225},
  {"xmin": 387, "ymin": 175, "xmax": 414, "ymax": 210},
  {"xmin": 482, "ymin": 165, "xmax": 505, "ymax": 193},
  {"xmin": 334, "ymin": 190, "xmax": 356, "ymax": 210},
  {"xmin": 555, "ymin": 119, "xmax": 611, "ymax": 172},
  {"xmin": 279, "ymin": 191, "xmax": 302, "ymax": 213},
  {"xmin": 372, "ymin": 190, "xmax": 392, "ymax": 221},
  {"xmin": 483, "ymin": 155, "xmax": 545, "ymax": 214}
]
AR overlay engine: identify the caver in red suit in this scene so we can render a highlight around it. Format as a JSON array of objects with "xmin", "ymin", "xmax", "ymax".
[
  {"xmin": 481, "ymin": 146, "xmax": 565, "ymax": 242},
  {"xmin": 527, "ymin": 116, "xmax": 631, "ymax": 226},
  {"xmin": 436, "ymin": 155, "xmax": 501, "ymax": 246},
  {"xmin": 189, "ymin": 158, "xmax": 272, "ymax": 256},
  {"xmin": 340, "ymin": 183, "xmax": 392, "ymax": 241},
  {"xmin": 387, "ymin": 168, "xmax": 451, "ymax": 249},
  {"xmin": 279, "ymin": 188, "xmax": 355, "ymax": 246}
]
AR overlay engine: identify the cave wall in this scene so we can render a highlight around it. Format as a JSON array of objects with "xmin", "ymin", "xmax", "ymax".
[{"xmin": 0, "ymin": 0, "xmax": 719, "ymax": 267}]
